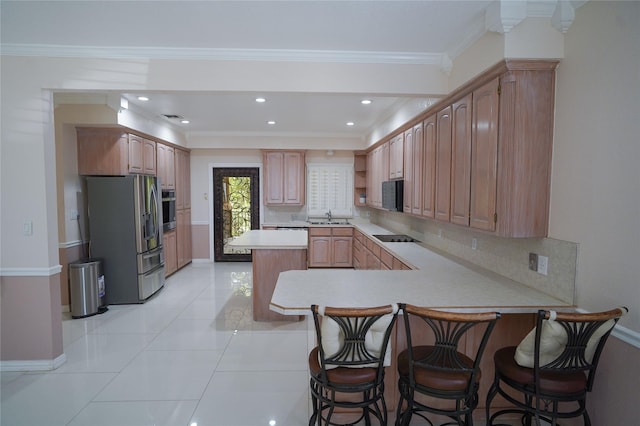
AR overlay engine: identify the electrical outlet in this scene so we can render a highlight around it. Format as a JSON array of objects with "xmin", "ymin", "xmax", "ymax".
[
  {"xmin": 538, "ymin": 255, "xmax": 549, "ymax": 275},
  {"xmin": 529, "ymin": 253, "xmax": 538, "ymax": 271},
  {"xmin": 471, "ymin": 238, "xmax": 477, "ymax": 250}
]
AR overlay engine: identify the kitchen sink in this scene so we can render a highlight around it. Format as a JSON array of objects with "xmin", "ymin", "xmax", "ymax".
[
  {"xmin": 373, "ymin": 234, "xmax": 420, "ymax": 243},
  {"xmin": 308, "ymin": 220, "xmax": 350, "ymax": 225}
]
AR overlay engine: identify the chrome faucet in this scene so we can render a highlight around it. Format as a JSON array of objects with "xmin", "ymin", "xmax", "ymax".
[{"xmin": 326, "ymin": 210, "xmax": 332, "ymax": 222}]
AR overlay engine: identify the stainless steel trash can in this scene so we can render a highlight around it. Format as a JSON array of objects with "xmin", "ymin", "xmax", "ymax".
[{"xmin": 69, "ymin": 259, "xmax": 107, "ymax": 318}]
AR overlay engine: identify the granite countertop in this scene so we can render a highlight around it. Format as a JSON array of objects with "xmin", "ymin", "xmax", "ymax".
[{"xmin": 227, "ymin": 229, "xmax": 308, "ymax": 249}]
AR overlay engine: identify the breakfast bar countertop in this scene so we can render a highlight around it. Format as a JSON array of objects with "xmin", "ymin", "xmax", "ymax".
[
  {"xmin": 228, "ymin": 229, "xmax": 308, "ymax": 250},
  {"xmin": 270, "ymin": 269, "xmax": 571, "ymax": 315}
]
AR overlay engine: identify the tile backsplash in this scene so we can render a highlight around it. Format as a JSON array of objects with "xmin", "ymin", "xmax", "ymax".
[{"xmin": 373, "ymin": 210, "xmax": 577, "ymax": 304}]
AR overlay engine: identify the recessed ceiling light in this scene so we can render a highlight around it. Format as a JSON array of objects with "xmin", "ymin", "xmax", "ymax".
[
  {"xmin": 180, "ymin": 120, "xmax": 190, "ymax": 124},
  {"xmin": 256, "ymin": 97, "xmax": 266, "ymax": 103},
  {"xmin": 137, "ymin": 96, "xmax": 150, "ymax": 102},
  {"xmin": 267, "ymin": 120, "xmax": 276, "ymax": 125},
  {"xmin": 346, "ymin": 122, "xmax": 355, "ymax": 126},
  {"xmin": 361, "ymin": 99, "xmax": 372, "ymax": 105}
]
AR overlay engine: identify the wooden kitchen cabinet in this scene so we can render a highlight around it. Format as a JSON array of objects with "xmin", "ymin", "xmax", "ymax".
[
  {"xmin": 175, "ymin": 148, "xmax": 190, "ymax": 210},
  {"xmin": 389, "ymin": 134, "xmax": 404, "ymax": 179},
  {"xmin": 308, "ymin": 227, "xmax": 353, "ymax": 268},
  {"xmin": 176, "ymin": 208, "xmax": 192, "ymax": 268},
  {"xmin": 163, "ymin": 229, "xmax": 177, "ymax": 276},
  {"xmin": 128, "ymin": 134, "xmax": 156, "ymax": 175},
  {"xmin": 77, "ymin": 128, "xmax": 155, "ymax": 176},
  {"xmin": 403, "ymin": 123, "xmax": 423, "ymax": 216},
  {"xmin": 422, "ymin": 114, "xmax": 437, "ymax": 218},
  {"xmin": 156, "ymin": 143, "xmax": 175, "ymax": 190},
  {"xmin": 470, "ymin": 78, "xmax": 500, "ymax": 232},
  {"xmin": 402, "ymin": 128, "xmax": 413, "ymax": 213},
  {"xmin": 450, "ymin": 94, "xmax": 472, "ymax": 227},
  {"xmin": 263, "ymin": 150, "xmax": 305, "ymax": 205},
  {"xmin": 434, "ymin": 106, "xmax": 452, "ymax": 222}
]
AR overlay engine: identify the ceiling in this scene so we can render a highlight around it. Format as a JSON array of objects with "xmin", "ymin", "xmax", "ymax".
[{"xmin": 2, "ymin": 0, "xmax": 563, "ymax": 139}]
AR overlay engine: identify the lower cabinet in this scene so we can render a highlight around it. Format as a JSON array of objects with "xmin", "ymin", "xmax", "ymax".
[
  {"xmin": 163, "ymin": 230, "xmax": 177, "ymax": 277},
  {"xmin": 176, "ymin": 208, "xmax": 192, "ymax": 269},
  {"xmin": 308, "ymin": 227, "xmax": 353, "ymax": 268},
  {"xmin": 353, "ymin": 229, "xmax": 412, "ymax": 270}
]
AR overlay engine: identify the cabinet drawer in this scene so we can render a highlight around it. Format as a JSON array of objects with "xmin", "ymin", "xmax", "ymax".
[
  {"xmin": 332, "ymin": 227, "xmax": 353, "ymax": 237},
  {"xmin": 309, "ymin": 227, "xmax": 332, "ymax": 237},
  {"xmin": 354, "ymin": 229, "xmax": 364, "ymax": 243},
  {"xmin": 365, "ymin": 238, "xmax": 381, "ymax": 258}
]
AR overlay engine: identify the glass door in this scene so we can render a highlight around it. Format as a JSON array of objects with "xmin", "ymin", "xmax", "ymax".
[{"xmin": 213, "ymin": 168, "xmax": 260, "ymax": 261}]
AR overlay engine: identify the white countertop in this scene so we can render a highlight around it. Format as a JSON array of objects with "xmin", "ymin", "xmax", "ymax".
[
  {"xmin": 228, "ymin": 229, "xmax": 308, "ymax": 249},
  {"xmin": 270, "ymin": 269, "xmax": 571, "ymax": 315}
]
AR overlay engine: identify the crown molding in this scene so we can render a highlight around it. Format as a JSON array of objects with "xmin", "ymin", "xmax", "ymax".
[{"xmin": 0, "ymin": 44, "xmax": 443, "ymax": 65}]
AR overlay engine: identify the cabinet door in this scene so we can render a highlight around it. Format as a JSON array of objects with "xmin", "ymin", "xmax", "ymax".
[
  {"xmin": 403, "ymin": 128, "xmax": 413, "ymax": 212},
  {"xmin": 163, "ymin": 230, "xmax": 177, "ymax": 276},
  {"xmin": 435, "ymin": 106, "xmax": 452, "ymax": 222},
  {"xmin": 309, "ymin": 237, "xmax": 332, "ymax": 267},
  {"xmin": 143, "ymin": 139, "xmax": 156, "ymax": 175},
  {"xmin": 77, "ymin": 128, "xmax": 129, "ymax": 176},
  {"xmin": 332, "ymin": 237, "xmax": 353, "ymax": 268},
  {"xmin": 390, "ymin": 134, "xmax": 404, "ymax": 179},
  {"xmin": 450, "ymin": 94, "xmax": 472, "ymax": 226},
  {"xmin": 128, "ymin": 134, "xmax": 144, "ymax": 173},
  {"xmin": 471, "ymin": 78, "xmax": 499, "ymax": 231},
  {"xmin": 176, "ymin": 208, "xmax": 192, "ymax": 268},
  {"xmin": 175, "ymin": 149, "xmax": 189, "ymax": 209},
  {"xmin": 157, "ymin": 144, "xmax": 176, "ymax": 190},
  {"xmin": 284, "ymin": 151, "xmax": 304, "ymax": 204},
  {"xmin": 422, "ymin": 115, "xmax": 436, "ymax": 218},
  {"xmin": 382, "ymin": 141, "xmax": 390, "ymax": 185},
  {"xmin": 411, "ymin": 123, "xmax": 423, "ymax": 216}
]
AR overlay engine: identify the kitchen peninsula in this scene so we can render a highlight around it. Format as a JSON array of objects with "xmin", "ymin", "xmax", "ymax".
[
  {"xmin": 269, "ymin": 224, "xmax": 574, "ymax": 415},
  {"xmin": 229, "ymin": 229, "xmax": 308, "ymax": 321}
]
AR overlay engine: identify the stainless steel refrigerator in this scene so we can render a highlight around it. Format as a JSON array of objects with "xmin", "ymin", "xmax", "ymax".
[{"xmin": 87, "ymin": 175, "xmax": 165, "ymax": 304}]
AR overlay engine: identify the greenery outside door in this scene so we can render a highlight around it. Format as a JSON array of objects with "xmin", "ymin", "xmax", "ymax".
[{"xmin": 213, "ymin": 168, "xmax": 260, "ymax": 261}]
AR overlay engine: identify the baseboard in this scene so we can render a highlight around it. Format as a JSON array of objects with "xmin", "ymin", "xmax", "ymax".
[{"xmin": 0, "ymin": 353, "xmax": 66, "ymax": 372}]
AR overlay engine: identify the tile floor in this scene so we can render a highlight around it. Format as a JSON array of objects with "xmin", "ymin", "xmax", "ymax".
[{"xmin": 1, "ymin": 262, "xmax": 512, "ymax": 426}]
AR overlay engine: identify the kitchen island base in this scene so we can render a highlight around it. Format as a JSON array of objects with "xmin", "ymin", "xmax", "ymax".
[{"xmin": 252, "ymin": 248, "xmax": 306, "ymax": 322}]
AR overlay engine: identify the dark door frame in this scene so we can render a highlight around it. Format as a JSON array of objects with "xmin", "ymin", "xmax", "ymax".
[{"xmin": 212, "ymin": 167, "xmax": 260, "ymax": 262}]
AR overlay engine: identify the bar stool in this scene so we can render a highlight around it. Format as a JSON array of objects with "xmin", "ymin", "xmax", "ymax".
[
  {"xmin": 395, "ymin": 304, "xmax": 500, "ymax": 426},
  {"xmin": 308, "ymin": 304, "xmax": 399, "ymax": 426},
  {"xmin": 486, "ymin": 307, "xmax": 627, "ymax": 426}
]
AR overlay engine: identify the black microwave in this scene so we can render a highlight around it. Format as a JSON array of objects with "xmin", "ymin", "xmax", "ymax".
[
  {"xmin": 162, "ymin": 190, "xmax": 176, "ymax": 231},
  {"xmin": 382, "ymin": 180, "xmax": 403, "ymax": 212}
]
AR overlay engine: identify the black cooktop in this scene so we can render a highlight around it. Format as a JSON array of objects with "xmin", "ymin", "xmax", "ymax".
[{"xmin": 372, "ymin": 234, "xmax": 420, "ymax": 243}]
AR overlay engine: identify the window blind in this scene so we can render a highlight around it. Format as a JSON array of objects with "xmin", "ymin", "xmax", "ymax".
[{"xmin": 307, "ymin": 164, "xmax": 353, "ymax": 218}]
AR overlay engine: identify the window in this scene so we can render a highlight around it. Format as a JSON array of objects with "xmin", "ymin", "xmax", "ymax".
[{"xmin": 307, "ymin": 164, "xmax": 353, "ymax": 218}]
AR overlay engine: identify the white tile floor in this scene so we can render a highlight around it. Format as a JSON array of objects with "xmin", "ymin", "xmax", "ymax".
[{"xmin": 1, "ymin": 262, "xmax": 510, "ymax": 426}]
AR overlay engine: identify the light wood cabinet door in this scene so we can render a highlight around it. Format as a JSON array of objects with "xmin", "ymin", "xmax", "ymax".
[
  {"xmin": 157, "ymin": 143, "xmax": 175, "ymax": 190},
  {"xmin": 450, "ymin": 94, "xmax": 472, "ymax": 226},
  {"xmin": 471, "ymin": 78, "xmax": 499, "ymax": 232},
  {"xmin": 128, "ymin": 134, "xmax": 144, "ymax": 174},
  {"xmin": 403, "ymin": 128, "xmax": 413, "ymax": 213},
  {"xmin": 421, "ymin": 114, "xmax": 436, "ymax": 218},
  {"xmin": 163, "ymin": 230, "xmax": 177, "ymax": 276},
  {"xmin": 263, "ymin": 151, "xmax": 305, "ymax": 205},
  {"xmin": 176, "ymin": 208, "xmax": 192, "ymax": 268},
  {"xmin": 142, "ymin": 138, "xmax": 156, "ymax": 175},
  {"xmin": 389, "ymin": 134, "xmax": 404, "ymax": 179},
  {"xmin": 332, "ymin": 237, "xmax": 353, "ymax": 268},
  {"xmin": 309, "ymin": 237, "xmax": 332, "ymax": 267},
  {"xmin": 411, "ymin": 123, "xmax": 423, "ymax": 216},
  {"xmin": 382, "ymin": 141, "xmax": 390, "ymax": 184},
  {"xmin": 435, "ymin": 106, "xmax": 452, "ymax": 222},
  {"xmin": 77, "ymin": 128, "xmax": 129, "ymax": 176},
  {"xmin": 175, "ymin": 148, "xmax": 190, "ymax": 210}
]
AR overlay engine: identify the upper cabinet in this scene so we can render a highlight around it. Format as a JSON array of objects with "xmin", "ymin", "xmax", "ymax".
[
  {"xmin": 389, "ymin": 134, "xmax": 404, "ymax": 179},
  {"xmin": 263, "ymin": 150, "xmax": 306, "ymax": 206},
  {"xmin": 175, "ymin": 148, "xmax": 190, "ymax": 210},
  {"xmin": 77, "ymin": 128, "xmax": 156, "ymax": 176},
  {"xmin": 157, "ymin": 143, "xmax": 175, "ymax": 190},
  {"xmin": 365, "ymin": 59, "xmax": 558, "ymax": 238}
]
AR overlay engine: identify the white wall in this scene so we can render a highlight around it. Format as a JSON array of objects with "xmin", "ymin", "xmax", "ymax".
[{"xmin": 550, "ymin": 0, "xmax": 640, "ymax": 332}]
